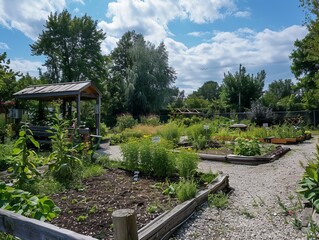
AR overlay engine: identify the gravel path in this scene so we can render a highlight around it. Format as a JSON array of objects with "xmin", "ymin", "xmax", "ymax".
[{"xmin": 170, "ymin": 137, "xmax": 317, "ymax": 240}]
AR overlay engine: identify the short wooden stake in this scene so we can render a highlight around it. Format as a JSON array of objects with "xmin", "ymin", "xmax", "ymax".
[{"xmin": 112, "ymin": 209, "xmax": 138, "ymax": 240}]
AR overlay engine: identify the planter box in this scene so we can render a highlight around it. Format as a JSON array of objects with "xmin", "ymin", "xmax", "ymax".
[
  {"xmin": 286, "ymin": 138, "xmax": 297, "ymax": 144},
  {"xmin": 271, "ymin": 138, "xmax": 287, "ymax": 144},
  {"xmin": 138, "ymin": 175, "xmax": 229, "ymax": 240}
]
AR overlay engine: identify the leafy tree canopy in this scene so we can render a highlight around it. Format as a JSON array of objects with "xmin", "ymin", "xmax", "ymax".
[
  {"xmin": 221, "ymin": 64, "xmax": 265, "ymax": 111},
  {"xmin": 107, "ymin": 31, "xmax": 177, "ymax": 116},
  {"xmin": 189, "ymin": 81, "xmax": 220, "ymax": 101},
  {"xmin": 0, "ymin": 52, "xmax": 19, "ymax": 101},
  {"xmin": 30, "ymin": 9, "xmax": 107, "ymax": 89}
]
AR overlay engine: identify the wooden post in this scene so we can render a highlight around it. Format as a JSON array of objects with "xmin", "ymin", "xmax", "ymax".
[
  {"xmin": 112, "ymin": 209, "xmax": 138, "ymax": 240},
  {"xmin": 76, "ymin": 94, "xmax": 81, "ymax": 127}
]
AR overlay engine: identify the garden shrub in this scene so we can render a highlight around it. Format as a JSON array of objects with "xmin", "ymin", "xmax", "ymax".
[
  {"xmin": 176, "ymin": 150, "xmax": 199, "ymax": 179},
  {"xmin": 234, "ymin": 137, "xmax": 261, "ymax": 156},
  {"xmin": 151, "ymin": 143, "xmax": 175, "ymax": 178},
  {"xmin": 116, "ymin": 114, "xmax": 137, "ymax": 131},
  {"xmin": 0, "ymin": 143, "xmax": 13, "ymax": 171},
  {"xmin": 121, "ymin": 139, "xmax": 176, "ymax": 178},
  {"xmin": 140, "ymin": 115, "xmax": 161, "ymax": 126},
  {"xmin": 174, "ymin": 179, "xmax": 197, "ymax": 202},
  {"xmin": 139, "ymin": 140, "xmax": 152, "ymax": 173},
  {"xmin": 157, "ymin": 122, "xmax": 181, "ymax": 145},
  {"xmin": 121, "ymin": 140, "xmax": 140, "ymax": 171},
  {"xmin": 186, "ymin": 123, "xmax": 212, "ymax": 150}
]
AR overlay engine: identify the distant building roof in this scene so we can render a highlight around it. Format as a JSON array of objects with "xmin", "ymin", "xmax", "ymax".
[{"xmin": 13, "ymin": 81, "xmax": 101, "ymax": 100}]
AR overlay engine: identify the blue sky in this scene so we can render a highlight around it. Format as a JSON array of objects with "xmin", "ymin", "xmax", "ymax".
[{"xmin": 0, "ymin": 0, "xmax": 308, "ymax": 94}]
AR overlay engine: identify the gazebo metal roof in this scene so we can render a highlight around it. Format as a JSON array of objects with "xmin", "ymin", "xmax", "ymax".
[
  {"xmin": 13, "ymin": 81, "xmax": 101, "ymax": 100},
  {"xmin": 13, "ymin": 81, "xmax": 102, "ymax": 135}
]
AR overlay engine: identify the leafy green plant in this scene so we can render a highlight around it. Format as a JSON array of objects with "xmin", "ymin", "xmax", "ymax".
[
  {"xmin": 186, "ymin": 123, "xmax": 212, "ymax": 150},
  {"xmin": 121, "ymin": 140, "xmax": 139, "ymax": 171},
  {"xmin": 0, "ymin": 181, "xmax": 60, "ymax": 221},
  {"xmin": 139, "ymin": 140, "xmax": 152, "ymax": 173},
  {"xmin": 298, "ymin": 146, "xmax": 319, "ymax": 211},
  {"xmin": 151, "ymin": 143, "xmax": 175, "ymax": 178},
  {"xmin": 175, "ymin": 179, "xmax": 197, "ymax": 202},
  {"xmin": 176, "ymin": 150, "xmax": 199, "ymax": 179},
  {"xmin": 0, "ymin": 143, "xmax": 14, "ymax": 171},
  {"xmin": 147, "ymin": 204, "xmax": 159, "ymax": 214},
  {"xmin": 47, "ymin": 112, "xmax": 83, "ymax": 186},
  {"xmin": 234, "ymin": 137, "xmax": 261, "ymax": 156},
  {"xmin": 198, "ymin": 170, "xmax": 218, "ymax": 184},
  {"xmin": 157, "ymin": 122, "xmax": 181, "ymax": 145},
  {"xmin": 10, "ymin": 124, "xmax": 40, "ymax": 188},
  {"xmin": 208, "ymin": 192, "xmax": 229, "ymax": 209}
]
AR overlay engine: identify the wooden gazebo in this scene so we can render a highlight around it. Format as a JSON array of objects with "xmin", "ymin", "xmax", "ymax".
[{"xmin": 13, "ymin": 81, "xmax": 101, "ymax": 135}]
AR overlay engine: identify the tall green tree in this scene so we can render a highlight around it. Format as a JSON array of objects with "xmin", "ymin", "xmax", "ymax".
[
  {"xmin": 290, "ymin": 0, "xmax": 319, "ymax": 109},
  {"xmin": 108, "ymin": 31, "xmax": 176, "ymax": 116},
  {"xmin": 30, "ymin": 10, "xmax": 107, "ymax": 88},
  {"xmin": 0, "ymin": 52, "xmax": 18, "ymax": 102},
  {"xmin": 221, "ymin": 64, "xmax": 265, "ymax": 111},
  {"xmin": 261, "ymin": 79, "xmax": 298, "ymax": 110},
  {"xmin": 190, "ymin": 81, "xmax": 220, "ymax": 101}
]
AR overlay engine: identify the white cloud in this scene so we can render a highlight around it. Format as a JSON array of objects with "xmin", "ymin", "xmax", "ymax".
[
  {"xmin": 10, "ymin": 58, "xmax": 43, "ymax": 77},
  {"xmin": 0, "ymin": 42, "xmax": 9, "ymax": 49},
  {"xmin": 0, "ymin": 0, "xmax": 66, "ymax": 40},
  {"xmin": 164, "ymin": 25, "xmax": 308, "ymax": 94},
  {"xmin": 187, "ymin": 31, "xmax": 211, "ymax": 37},
  {"xmin": 179, "ymin": 0, "xmax": 236, "ymax": 24},
  {"xmin": 234, "ymin": 11, "xmax": 251, "ymax": 18},
  {"xmin": 71, "ymin": 0, "xmax": 84, "ymax": 5}
]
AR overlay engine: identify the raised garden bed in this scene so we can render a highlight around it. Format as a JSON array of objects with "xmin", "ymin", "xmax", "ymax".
[{"xmin": 198, "ymin": 146, "xmax": 290, "ymax": 165}]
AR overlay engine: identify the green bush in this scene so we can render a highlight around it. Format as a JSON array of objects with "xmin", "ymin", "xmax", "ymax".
[
  {"xmin": 121, "ymin": 140, "xmax": 140, "ymax": 171},
  {"xmin": 152, "ymin": 143, "xmax": 175, "ymax": 178},
  {"xmin": 0, "ymin": 143, "xmax": 13, "ymax": 171},
  {"xmin": 234, "ymin": 137, "xmax": 261, "ymax": 156},
  {"xmin": 140, "ymin": 115, "xmax": 161, "ymax": 126},
  {"xmin": 176, "ymin": 150, "xmax": 199, "ymax": 179},
  {"xmin": 121, "ymin": 139, "xmax": 176, "ymax": 178},
  {"xmin": 116, "ymin": 114, "xmax": 137, "ymax": 131},
  {"xmin": 157, "ymin": 122, "xmax": 181, "ymax": 145},
  {"xmin": 175, "ymin": 179, "xmax": 197, "ymax": 202},
  {"xmin": 186, "ymin": 123, "xmax": 212, "ymax": 150},
  {"xmin": 139, "ymin": 140, "xmax": 152, "ymax": 173}
]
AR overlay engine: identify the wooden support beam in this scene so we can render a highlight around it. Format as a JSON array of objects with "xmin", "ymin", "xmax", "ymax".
[{"xmin": 112, "ymin": 209, "xmax": 138, "ymax": 240}]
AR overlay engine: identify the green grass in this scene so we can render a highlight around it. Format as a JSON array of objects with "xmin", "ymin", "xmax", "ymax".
[
  {"xmin": 82, "ymin": 164, "xmax": 105, "ymax": 179},
  {"xmin": 208, "ymin": 192, "xmax": 229, "ymax": 209}
]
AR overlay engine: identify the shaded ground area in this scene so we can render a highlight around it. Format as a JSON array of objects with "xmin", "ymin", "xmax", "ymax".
[{"xmin": 50, "ymin": 168, "xmax": 179, "ymax": 239}]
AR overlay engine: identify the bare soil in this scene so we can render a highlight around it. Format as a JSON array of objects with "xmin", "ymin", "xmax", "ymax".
[{"xmin": 50, "ymin": 168, "xmax": 179, "ymax": 239}]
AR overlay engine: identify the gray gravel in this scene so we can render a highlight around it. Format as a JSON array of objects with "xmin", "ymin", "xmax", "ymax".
[{"xmin": 169, "ymin": 138, "xmax": 317, "ymax": 240}]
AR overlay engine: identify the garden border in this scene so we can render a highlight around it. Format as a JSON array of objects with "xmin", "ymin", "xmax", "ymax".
[
  {"xmin": 138, "ymin": 175, "xmax": 229, "ymax": 240},
  {"xmin": 198, "ymin": 146, "xmax": 291, "ymax": 165}
]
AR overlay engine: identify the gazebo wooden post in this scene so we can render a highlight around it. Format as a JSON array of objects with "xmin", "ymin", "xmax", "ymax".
[
  {"xmin": 95, "ymin": 95, "xmax": 101, "ymax": 135},
  {"xmin": 76, "ymin": 94, "xmax": 81, "ymax": 127}
]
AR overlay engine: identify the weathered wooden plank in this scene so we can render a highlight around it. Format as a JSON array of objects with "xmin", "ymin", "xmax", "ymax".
[
  {"xmin": 138, "ymin": 175, "xmax": 229, "ymax": 240},
  {"xmin": 0, "ymin": 209, "xmax": 97, "ymax": 240}
]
